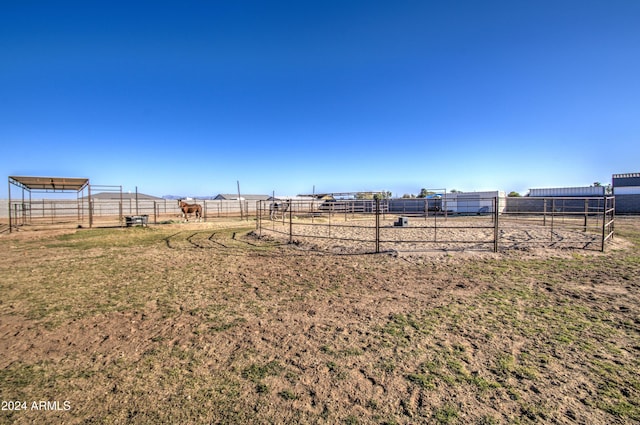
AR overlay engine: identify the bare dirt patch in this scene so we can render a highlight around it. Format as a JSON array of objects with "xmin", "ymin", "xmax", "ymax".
[
  {"xmin": 1, "ymin": 218, "xmax": 639, "ymax": 424},
  {"xmin": 259, "ymin": 214, "xmax": 613, "ymax": 255}
]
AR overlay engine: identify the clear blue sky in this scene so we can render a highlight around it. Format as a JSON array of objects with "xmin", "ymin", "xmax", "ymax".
[{"xmin": 2, "ymin": 0, "xmax": 639, "ymax": 198}]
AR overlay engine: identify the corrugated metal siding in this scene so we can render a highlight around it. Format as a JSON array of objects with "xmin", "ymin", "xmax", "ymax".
[
  {"xmin": 505, "ymin": 197, "xmax": 609, "ymax": 213},
  {"xmin": 613, "ymin": 173, "xmax": 640, "ymax": 188},
  {"xmin": 615, "ymin": 194, "xmax": 640, "ymax": 214},
  {"xmin": 528, "ymin": 187, "xmax": 605, "ymax": 197},
  {"xmin": 388, "ymin": 199, "xmax": 437, "ymax": 213},
  {"xmin": 454, "ymin": 194, "xmax": 480, "ymax": 213}
]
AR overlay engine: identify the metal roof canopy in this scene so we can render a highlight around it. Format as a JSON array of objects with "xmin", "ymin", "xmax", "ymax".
[
  {"xmin": 9, "ymin": 176, "xmax": 89, "ymax": 192},
  {"xmin": 8, "ymin": 176, "xmax": 91, "ymax": 232}
]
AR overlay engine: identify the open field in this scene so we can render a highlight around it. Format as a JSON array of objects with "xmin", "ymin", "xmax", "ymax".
[{"xmin": 1, "ymin": 218, "xmax": 639, "ymax": 424}]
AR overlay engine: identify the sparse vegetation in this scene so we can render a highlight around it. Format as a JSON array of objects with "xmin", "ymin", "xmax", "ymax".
[{"xmin": 0, "ymin": 218, "xmax": 639, "ymax": 424}]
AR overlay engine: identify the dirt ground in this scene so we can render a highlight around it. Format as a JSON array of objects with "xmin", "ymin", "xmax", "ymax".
[
  {"xmin": 259, "ymin": 214, "xmax": 612, "ymax": 254},
  {"xmin": 0, "ymin": 217, "xmax": 638, "ymax": 424}
]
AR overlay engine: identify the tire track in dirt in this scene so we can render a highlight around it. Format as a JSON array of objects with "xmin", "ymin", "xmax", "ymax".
[
  {"xmin": 185, "ymin": 231, "xmax": 216, "ymax": 248},
  {"xmin": 163, "ymin": 229, "xmax": 286, "ymax": 254},
  {"xmin": 207, "ymin": 232, "xmax": 229, "ymax": 248},
  {"xmin": 164, "ymin": 230, "xmax": 225, "ymax": 250},
  {"xmin": 163, "ymin": 231, "xmax": 186, "ymax": 249}
]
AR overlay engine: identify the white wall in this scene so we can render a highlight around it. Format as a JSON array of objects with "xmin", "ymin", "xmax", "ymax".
[
  {"xmin": 614, "ymin": 186, "xmax": 640, "ymax": 195},
  {"xmin": 442, "ymin": 191, "xmax": 506, "ymax": 214}
]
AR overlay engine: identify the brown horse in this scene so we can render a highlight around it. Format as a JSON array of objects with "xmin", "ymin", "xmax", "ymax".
[{"xmin": 178, "ymin": 199, "xmax": 203, "ymax": 222}]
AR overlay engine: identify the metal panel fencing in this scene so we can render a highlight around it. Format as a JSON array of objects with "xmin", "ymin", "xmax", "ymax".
[
  {"xmin": 5, "ymin": 198, "xmax": 258, "ymax": 229},
  {"xmin": 501, "ymin": 196, "xmax": 615, "ymax": 252},
  {"xmin": 257, "ymin": 197, "xmax": 501, "ymax": 253},
  {"xmin": 257, "ymin": 196, "xmax": 615, "ymax": 253},
  {"xmin": 7, "ymin": 199, "xmax": 90, "ymax": 227},
  {"xmin": 88, "ymin": 199, "xmax": 257, "ymax": 223}
]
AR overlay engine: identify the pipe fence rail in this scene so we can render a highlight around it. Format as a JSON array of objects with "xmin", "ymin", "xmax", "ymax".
[
  {"xmin": 6, "ymin": 198, "xmax": 257, "ymax": 229},
  {"xmin": 257, "ymin": 196, "xmax": 615, "ymax": 253},
  {"xmin": 5, "ymin": 194, "xmax": 616, "ymax": 252},
  {"xmin": 502, "ymin": 197, "xmax": 615, "ymax": 250}
]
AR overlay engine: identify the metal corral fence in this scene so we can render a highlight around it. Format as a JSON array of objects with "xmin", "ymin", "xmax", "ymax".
[
  {"xmin": 5, "ymin": 198, "xmax": 255, "ymax": 229},
  {"xmin": 256, "ymin": 196, "xmax": 615, "ymax": 253},
  {"xmin": 502, "ymin": 196, "xmax": 615, "ymax": 250},
  {"xmin": 87, "ymin": 198, "xmax": 256, "ymax": 222}
]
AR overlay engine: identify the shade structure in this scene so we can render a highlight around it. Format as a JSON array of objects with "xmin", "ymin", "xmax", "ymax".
[
  {"xmin": 7, "ymin": 176, "xmax": 91, "ymax": 232},
  {"xmin": 9, "ymin": 176, "xmax": 89, "ymax": 192}
]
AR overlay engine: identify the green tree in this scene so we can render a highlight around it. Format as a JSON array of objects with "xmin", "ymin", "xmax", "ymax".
[
  {"xmin": 508, "ymin": 191, "xmax": 521, "ymax": 197},
  {"xmin": 418, "ymin": 188, "xmax": 436, "ymax": 198},
  {"xmin": 355, "ymin": 192, "xmax": 373, "ymax": 200},
  {"xmin": 373, "ymin": 191, "xmax": 392, "ymax": 200}
]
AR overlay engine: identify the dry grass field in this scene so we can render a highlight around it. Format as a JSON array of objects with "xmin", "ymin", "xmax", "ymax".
[{"xmin": 1, "ymin": 217, "xmax": 639, "ymax": 424}]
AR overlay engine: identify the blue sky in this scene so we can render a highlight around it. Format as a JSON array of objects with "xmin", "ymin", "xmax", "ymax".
[{"xmin": 2, "ymin": 0, "xmax": 639, "ymax": 198}]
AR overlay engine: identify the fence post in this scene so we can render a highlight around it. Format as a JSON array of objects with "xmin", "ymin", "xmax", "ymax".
[
  {"xmin": 311, "ymin": 198, "xmax": 315, "ymax": 224},
  {"xmin": 328, "ymin": 203, "xmax": 332, "ymax": 237},
  {"xmin": 257, "ymin": 201, "xmax": 261, "ymax": 235},
  {"xmin": 494, "ymin": 197, "xmax": 499, "ymax": 252},
  {"xmin": 601, "ymin": 196, "xmax": 606, "ymax": 252},
  {"xmin": 375, "ymin": 198, "xmax": 380, "ymax": 253},
  {"xmin": 88, "ymin": 200, "xmax": 93, "ymax": 228},
  {"xmin": 289, "ymin": 200, "xmax": 293, "ymax": 244},
  {"xmin": 551, "ymin": 199, "xmax": 555, "ymax": 243}
]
